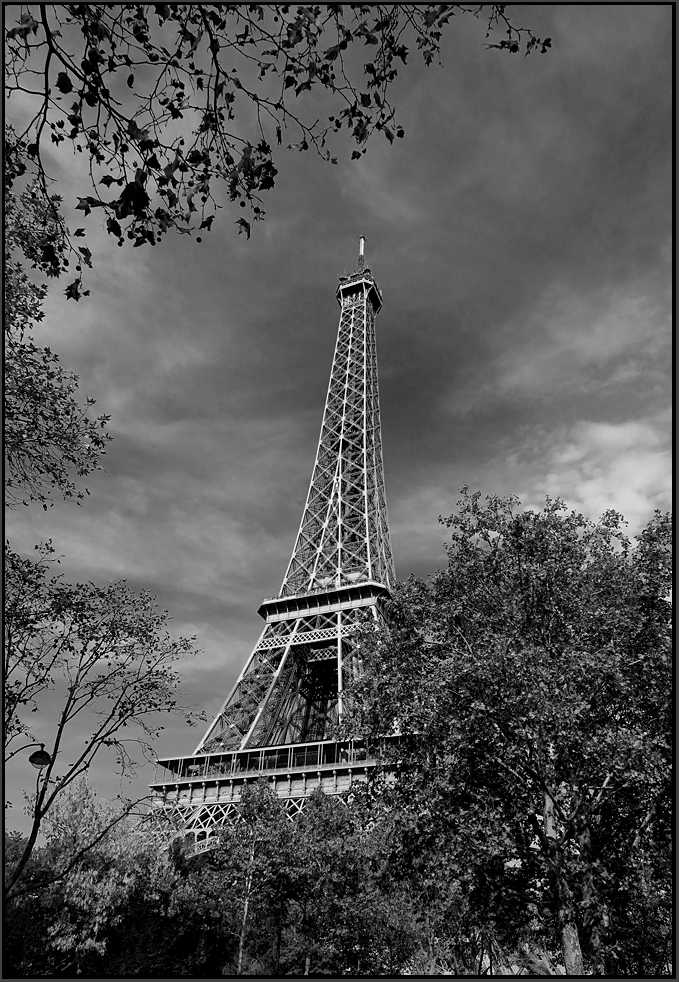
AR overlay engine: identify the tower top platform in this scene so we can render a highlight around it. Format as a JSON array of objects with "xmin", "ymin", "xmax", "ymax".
[{"xmin": 336, "ymin": 237, "xmax": 382, "ymax": 312}]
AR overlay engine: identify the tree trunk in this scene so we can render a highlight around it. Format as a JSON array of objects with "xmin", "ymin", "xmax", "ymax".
[
  {"xmin": 275, "ymin": 914, "xmax": 282, "ymax": 977},
  {"xmin": 237, "ymin": 840, "xmax": 256, "ymax": 976},
  {"xmin": 561, "ymin": 922, "xmax": 584, "ymax": 976},
  {"xmin": 544, "ymin": 790, "xmax": 584, "ymax": 976},
  {"xmin": 579, "ymin": 821, "xmax": 602, "ymax": 966},
  {"xmin": 4, "ymin": 812, "xmax": 42, "ymax": 900},
  {"xmin": 237, "ymin": 888, "xmax": 250, "ymax": 976},
  {"xmin": 5, "ymin": 768, "xmax": 49, "ymax": 900}
]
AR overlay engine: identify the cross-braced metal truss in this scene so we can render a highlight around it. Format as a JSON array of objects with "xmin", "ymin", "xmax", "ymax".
[
  {"xmin": 153, "ymin": 784, "xmax": 335, "ymax": 841},
  {"xmin": 149, "ymin": 793, "xmax": 339, "ymax": 855},
  {"xmin": 282, "ymin": 260, "xmax": 394, "ymax": 597},
  {"xmin": 196, "ymin": 604, "xmax": 380, "ymax": 754},
  {"xmin": 153, "ymin": 244, "xmax": 394, "ymax": 825}
]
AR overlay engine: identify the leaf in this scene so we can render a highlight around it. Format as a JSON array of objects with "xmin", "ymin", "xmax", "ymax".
[
  {"xmin": 117, "ymin": 182, "xmax": 150, "ymax": 217},
  {"xmin": 99, "ymin": 176, "xmax": 115, "ymax": 187},
  {"xmin": 56, "ymin": 72, "xmax": 73, "ymax": 94},
  {"xmin": 257, "ymin": 162, "xmax": 277, "ymax": 191},
  {"xmin": 73, "ymin": 229, "xmax": 86, "ymax": 237},
  {"xmin": 7, "ymin": 12, "xmax": 38, "ymax": 39},
  {"xmin": 64, "ymin": 279, "xmax": 83, "ymax": 301},
  {"xmin": 163, "ymin": 156, "xmax": 179, "ymax": 178},
  {"xmin": 235, "ymin": 218, "xmax": 251, "ymax": 239},
  {"xmin": 126, "ymin": 119, "xmax": 148, "ymax": 141}
]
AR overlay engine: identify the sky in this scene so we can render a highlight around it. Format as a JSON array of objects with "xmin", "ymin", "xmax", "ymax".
[{"xmin": 5, "ymin": 5, "xmax": 672, "ymax": 829}]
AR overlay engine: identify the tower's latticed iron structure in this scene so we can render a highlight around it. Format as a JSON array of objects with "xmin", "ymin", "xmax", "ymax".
[{"xmin": 151, "ymin": 239, "xmax": 395, "ymax": 848}]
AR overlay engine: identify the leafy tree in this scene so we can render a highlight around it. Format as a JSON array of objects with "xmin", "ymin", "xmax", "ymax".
[
  {"xmin": 3, "ymin": 783, "xmax": 170, "ymax": 978},
  {"xmin": 153, "ymin": 782, "xmax": 299, "ymax": 976},
  {"xmin": 4, "ymin": 142, "xmax": 111, "ymax": 509},
  {"xmin": 278, "ymin": 786, "xmax": 423, "ymax": 977},
  {"xmin": 283, "ymin": 789, "xmax": 364, "ymax": 975},
  {"xmin": 5, "ymin": 4, "xmax": 549, "ymax": 293},
  {"xmin": 348, "ymin": 489, "xmax": 672, "ymax": 976},
  {"xmin": 4, "ymin": 541, "xmax": 201, "ymax": 902},
  {"xmin": 4, "ymin": 780, "xmax": 419, "ymax": 977},
  {"xmin": 220, "ymin": 782, "xmax": 295, "ymax": 976}
]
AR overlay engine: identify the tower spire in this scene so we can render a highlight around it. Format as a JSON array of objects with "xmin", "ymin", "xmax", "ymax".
[
  {"xmin": 151, "ymin": 241, "xmax": 395, "ymax": 842},
  {"xmin": 357, "ymin": 233, "xmax": 366, "ymax": 271}
]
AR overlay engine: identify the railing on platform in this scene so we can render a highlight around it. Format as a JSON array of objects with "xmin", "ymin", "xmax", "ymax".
[{"xmin": 152, "ymin": 736, "xmax": 400, "ymax": 786}]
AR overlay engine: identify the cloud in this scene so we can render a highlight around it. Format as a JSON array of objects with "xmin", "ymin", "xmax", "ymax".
[
  {"xmin": 340, "ymin": 150, "xmax": 424, "ymax": 226},
  {"xmin": 389, "ymin": 483, "xmax": 454, "ymax": 579},
  {"xmin": 514, "ymin": 414, "xmax": 672, "ymax": 534},
  {"xmin": 495, "ymin": 280, "xmax": 670, "ymax": 397}
]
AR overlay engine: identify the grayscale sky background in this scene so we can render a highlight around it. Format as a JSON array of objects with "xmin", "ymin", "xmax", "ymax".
[{"xmin": 6, "ymin": 4, "xmax": 672, "ymax": 828}]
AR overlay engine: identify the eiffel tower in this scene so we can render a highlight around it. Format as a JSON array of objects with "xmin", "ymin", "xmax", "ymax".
[{"xmin": 150, "ymin": 237, "xmax": 395, "ymax": 849}]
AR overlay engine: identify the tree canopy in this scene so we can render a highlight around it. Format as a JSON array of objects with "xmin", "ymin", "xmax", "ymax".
[
  {"xmin": 5, "ymin": 4, "xmax": 549, "ymax": 295},
  {"xmin": 345, "ymin": 489, "xmax": 673, "ymax": 975},
  {"xmin": 4, "ymin": 169, "xmax": 111, "ymax": 508},
  {"xmin": 4, "ymin": 541, "xmax": 201, "ymax": 901}
]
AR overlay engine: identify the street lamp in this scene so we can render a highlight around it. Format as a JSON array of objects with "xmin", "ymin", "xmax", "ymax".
[{"xmin": 28, "ymin": 745, "xmax": 52, "ymax": 769}]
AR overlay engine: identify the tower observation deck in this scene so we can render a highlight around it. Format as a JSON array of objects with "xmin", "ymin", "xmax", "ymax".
[{"xmin": 150, "ymin": 238, "xmax": 395, "ymax": 847}]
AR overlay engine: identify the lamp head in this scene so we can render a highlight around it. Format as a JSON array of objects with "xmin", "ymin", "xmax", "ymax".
[{"xmin": 29, "ymin": 745, "xmax": 52, "ymax": 769}]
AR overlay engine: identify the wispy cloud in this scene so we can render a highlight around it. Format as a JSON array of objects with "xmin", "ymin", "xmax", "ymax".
[
  {"xmin": 518, "ymin": 414, "xmax": 672, "ymax": 534},
  {"xmin": 493, "ymin": 280, "xmax": 670, "ymax": 398}
]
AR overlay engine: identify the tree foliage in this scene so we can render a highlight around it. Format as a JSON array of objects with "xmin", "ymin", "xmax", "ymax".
[
  {"xmin": 4, "ymin": 716, "xmax": 672, "ymax": 979},
  {"xmin": 4, "ymin": 783, "xmax": 165, "ymax": 978},
  {"xmin": 345, "ymin": 489, "xmax": 673, "ymax": 976},
  {"xmin": 4, "ymin": 148, "xmax": 111, "ymax": 508},
  {"xmin": 5, "ymin": 3, "xmax": 549, "ymax": 294},
  {"xmin": 4, "ymin": 541, "xmax": 200, "ymax": 902},
  {"xmin": 4, "ymin": 781, "xmax": 427, "ymax": 977}
]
